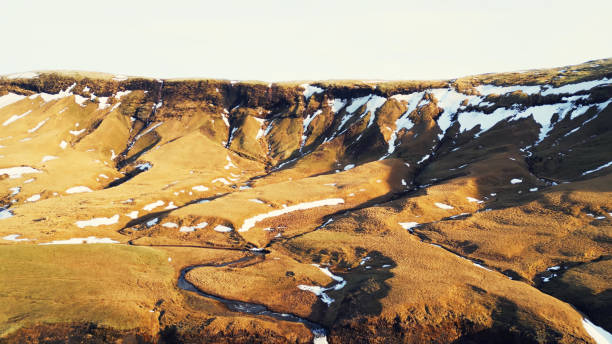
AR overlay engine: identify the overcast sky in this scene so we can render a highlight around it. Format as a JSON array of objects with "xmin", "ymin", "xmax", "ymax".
[{"xmin": 1, "ymin": 1, "xmax": 611, "ymax": 81}]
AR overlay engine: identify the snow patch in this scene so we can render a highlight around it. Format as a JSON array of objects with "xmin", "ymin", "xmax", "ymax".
[
  {"xmin": 224, "ymin": 155, "xmax": 237, "ymax": 170},
  {"xmin": 192, "ymin": 185, "xmax": 209, "ymax": 192},
  {"xmin": 75, "ymin": 215, "xmax": 119, "ymax": 228},
  {"xmin": 26, "ymin": 194, "xmax": 41, "ymax": 202},
  {"xmin": 238, "ymin": 198, "xmax": 345, "ymax": 232},
  {"xmin": 386, "ymin": 92, "xmax": 424, "ymax": 155},
  {"xmin": 434, "ymin": 202, "xmax": 453, "ymax": 210},
  {"xmin": 66, "ymin": 186, "xmax": 93, "ymax": 194},
  {"xmin": 582, "ymin": 161, "xmax": 612, "ymax": 175},
  {"xmin": 28, "ymin": 118, "xmax": 49, "ymax": 133},
  {"xmin": 3, "ymin": 110, "xmax": 32, "ymax": 126},
  {"xmin": 213, "ymin": 224, "xmax": 233, "ymax": 232},
  {"xmin": 165, "ymin": 202, "xmax": 178, "ymax": 210},
  {"xmin": 143, "ymin": 200, "xmax": 164, "ymax": 211},
  {"xmin": 399, "ymin": 222, "xmax": 419, "ymax": 230},
  {"xmin": 0, "ymin": 166, "xmax": 41, "ymax": 179},
  {"xmin": 582, "ymin": 318, "xmax": 612, "ymax": 344},
  {"xmin": 301, "ymin": 84, "xmax": 324, "ymax": 100},
  {"xmin": 0, "ymin": 93, "xmax": 26, "ymax": 110},
  {"xmin": 254, "ymin": 117, "xmax": 266, "ymax": 140},
  {"xmin": 476, "ymin": 84, "xmax": 541, "ymax": 96},
  {"xmin": 126, "ymin": 211, "xmax": 139, "ymax": 219},
  {"xmin": 542, "ymin": 78, "xmax": 611, "ymax": 96},
  {"xmin": 212, "ymin": 177, "xmax": 231, "ymax": 185},
  {"xmin": 3, "ymin": 233, "xmax": 27, "ymax": 241},
  {"xmin": 40, "ymin": 237, "xmax": 119, "ymax": 245},
  {"xmin": 41, "ymin": 155, "xmax": 58, "ymax": 162}
]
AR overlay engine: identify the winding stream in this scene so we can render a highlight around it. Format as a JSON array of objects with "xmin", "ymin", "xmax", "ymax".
[{"xmin": 177, "ymin": 253, "xmax": 329, "ymax": 344}]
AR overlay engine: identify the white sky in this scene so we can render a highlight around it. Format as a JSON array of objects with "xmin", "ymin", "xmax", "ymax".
[{"xmin": 1, "ymin": 1, "xmax": 611, "ymax": 81}]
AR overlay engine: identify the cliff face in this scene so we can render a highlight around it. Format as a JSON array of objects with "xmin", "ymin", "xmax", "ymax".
[{"xmin": 0, "ymin": 60, "xmax": 611, "ymax": 343}]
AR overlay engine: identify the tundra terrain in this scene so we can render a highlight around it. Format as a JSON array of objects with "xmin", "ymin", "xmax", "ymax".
[{"xmin": 0, "ymin": 59, "xmax": 611, "ymax": 343}]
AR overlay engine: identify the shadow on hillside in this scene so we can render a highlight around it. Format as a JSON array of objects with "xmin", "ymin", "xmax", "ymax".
[
  {"xmin": 306, "ymin": 249, "xmax": 395, "ymax": 328},
  {"xmin": 450, "ymin": 296, "xmax": 560, "ymax": 344},
  {"xmin": 538, "ymin": 258, "xmax": 612, "ymax": 332}
]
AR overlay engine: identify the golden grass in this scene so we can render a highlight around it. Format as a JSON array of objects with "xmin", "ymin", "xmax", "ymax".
[{"xmin": 0, "ymin": 245, "xmax": 174, "ymax": 336}]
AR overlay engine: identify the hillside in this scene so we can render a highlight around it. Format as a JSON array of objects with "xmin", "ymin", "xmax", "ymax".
[{"xmin": 0, "ymin": 59, "xmax": 611, "ymax": 344}]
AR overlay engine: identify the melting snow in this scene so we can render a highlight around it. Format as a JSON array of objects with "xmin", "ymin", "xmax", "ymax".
[
  {"xmin": 301, "ymin": 109, "xmax": 322, "ymax": 149},
  {"xmin": 249, "ymin": 199, "xmax": 265, "ymax": 204},
  {"xmin": 582, "ymin": 161, "xmax": 612, "ymax": 175},
  {"xmin": 28, "ymin": 118, "xmax": 49, "ymax": 133},
  {"xmin": 224, "ymin": 155, "xmax": 237, "ymax": 170},
  {"xmin": 126, "ymin": 211, "xmax": 139, "ymax": 219},
  {"xmin": 41, "ymin": 155, "xmax": 58, "ymax": 162},
  {"xmin": 3, "ymin": 233, "xmax": 27, "ymax": 241},
  {"xmin": 162, "ymin": 222, "xmax": 178, "ymax": 228},
  {"xmin": 26, "ymin": 194, "xmax": 41, "ymax": 202},
  {"xmin": 192, "ymin": 185, "xmax": 209, "ymax": 192},
  {"xmin": 385, "ymin": 92, "xmax": 424, "ymax": 155},
  {"xmin": 9, "ymin": 187, "xmax": 20, "ymax": 195},
  {"xmin": 134, "ymin": 122, "xmax": 163, "ymax": 141},
  {"xmin": 458, "ymin": 98, "xmax": 610, "ymax": 142},
  {"xmin": 0, "ymin": 166, "xmax": 41, "ymax": 179},
  {"xmin": 0, "ymin": 207, "xmax": 14, "ymax": 219},
  {"xmin": 254, "ymin": 117, "xmax": 266, "ymax": 140},
  {"xmin": 301, "ymin": 84, "xmax": 324, "ymax": 100},
  {"xmin": 213, "ymin": 224, "xmax": 233, "ymax": 232},
  {"xmin": 0, "ymin": 93, "xmax": 26, "ymax": 109},
  {"xmin": 466, "ymin": 197, "xmax": 484, "ymax": 203},
  {"xmin": 115, "ymin": 90, "xmax": 132, "ymax": 99},
  {"xmin": 434, "ymin": 202, "xmax": 453, "ymax": 210},
  {"xmin": 343, "ymin": 164, "xmax": 355, "ymax": 171},
  {"xmin": 510, "ymin": 178, "xmax": 523, "ymax": 184},
  {"xmin": 430, "ymin": 88, "xmax": 480, "ymax": 140},
  {"xmin": 328, "ymin": 98, "xmax": 347, "ymax": 113},
  {"xmin": 75, "ymin": 215, "xmax": 119, "ymax": 228},
  {"xmin": 59, "ymin": 140, "xmax": 68, "ymax": 149},
  {"xmin": 297, "ymin": 285, "xmax": 334, "ymax": 305},
  {"xmin": 238, "ymin": 198, "xmax": 345, "ymax": 232},
  {"xmin": 146, "ymin": 218, "xmax": 159, "ymax": 227},
  {"xmin": 143, "ymin": 200, "xmax": 164, "ymax": 211},
  {"xmin": 297, "ymin": 264, "xmax": 345, "ymax": 306},
  {"xmin": 180, "ymin": 222, "xmax": 208, "ymax": 232},
  {"xmin": 339, "ymin": 95, "xmax": 386, "ymax": 131},
  {"xmin": 582, "ymin": 318, "xmax": 612, "ymax": 344},
  {"xmin": 212, "ymin": 177, "xmax": 231, "ymax": 185},
  {"xmin": 417, "ymin": 154, "xmax": 430, "ymax": 164},
  {"xmin": 542, "ymin": 78, "xmax": 611, "ymax": 96},
  {"xmin": 3, "ymin": 110, "xmax": 32, "ymax": 126},
  {"xmin": 74, "ymin": 95, "xmax": 89, "ymax": 106},
  {"xmin": 40, "ymin": 237, "xmax": 119, "ymax": 245},
  {"xmin": 165, "ymin": 202, "xmax": 178, "ymax": 210},
  {"xmin": 476, "ymin": 84, "xmax": 541, "ymax": 96},
  {"xmin": 65, "ymin": 186, "xmax": 93, "ymax": 194},
  {"xmin": 399, "ymin": 222, "xmax": 419, "ymax": 230}
]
